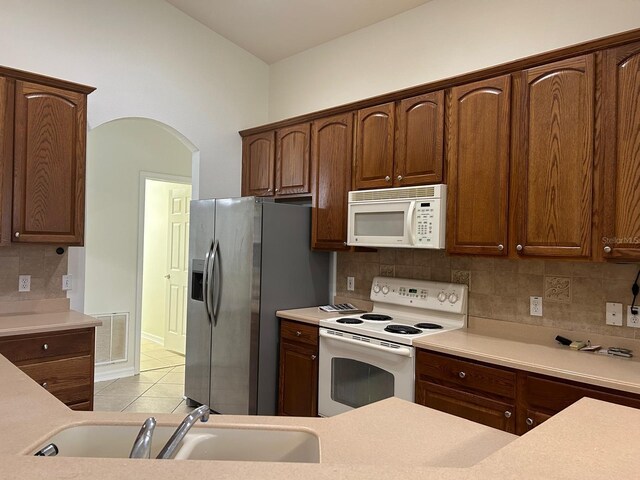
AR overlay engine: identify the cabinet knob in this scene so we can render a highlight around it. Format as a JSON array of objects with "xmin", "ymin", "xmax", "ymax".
[
  {"xmin": 516, "ymin": 244, "xmax": 523, "ymax": 252},
  {"xmin": 267, "ymin": 188, "xmax": 273, "ymax": 193},
  {"xmin": 526, "ymin": 417, "xmax": 534, "ymax": 426},
  {"xmin": 14, "ymin": 232, "xmax": 19, "ymax": 238},
  {"xmin": 41, "ymin": 382, "xmax": 48, "ymax": 389},
  {"xmin": 397, "ymin": 175, "xmax": 403, "ymax": 181},
  {"xmin": 343, "ymin": 242, "xmax": 347, "ymax": 246},
  {"xmin": 497, "ymin": 244, "xmax": 504, "ymax": 251},
  {"xmin": 604, "ymin": 246, "xmax": 612, "ymax": 253},
  {"xmin": 384, "ymin": 176, "xmax": 391, "ymax": 182},
  {"xmin": 42, "ymin": 344, "xmax": 49, "ymax": 351},
  {"xmin": 504, "ymin": 410, "xmax": 512, "ymax": 419},
  {"xmin": 275, "ymin": 188, "xmax": 279, "ymax": 192},
  {"xmin": 296, "ymin": 331, "xmax": 302, "ymax": 337},
  {"xmin": 311, "ymin": 355, "xmax": 316, "ymax": 360},
  {"xmin": 458, "ymin": 371, "xmax": 466, "ymax": 379}
]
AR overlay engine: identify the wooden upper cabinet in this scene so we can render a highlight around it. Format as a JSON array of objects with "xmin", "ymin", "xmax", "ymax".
[
  {"xmin": 447, "ymin": 76, "xmax": 511, "ymax": 256},
  {"xmin": 354, "ymin": 102, "xmax": 395, "ymax": 190},
  {"xmin": 601, "ymin": 42, "xmax": 640, "ymax": 261},
  {"xmin": 511, "ymin": 55, "xmax": 595, "ymax": 258},
  {"xmin": 13, "ymin": 81, "xmax": 86, "ymax": 245},
  {"xmin": 242, "ymin": 131, "xmax": 275, "ymax": 197},
  {"xmin": 311, "ymin": 113, "xmax": 353, "ymax": 250},
  {"xmin": 395, "ymin": 91, "xmax": 444, "ymax": 186},
  {"xmin": 0, "ymin": 77, "xmax": 13, "ymax": 246},
  {"xmin": 275, "ymin": 123, "xmax": 311, "ymax": 196}
]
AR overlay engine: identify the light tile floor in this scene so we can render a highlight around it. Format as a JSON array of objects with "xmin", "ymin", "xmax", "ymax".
[{"xmin": 140, "ymin": 339, "xmax": 185, "ymax": 372}]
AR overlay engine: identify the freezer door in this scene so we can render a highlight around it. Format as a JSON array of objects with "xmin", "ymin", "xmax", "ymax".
[
  {"xmin": 210, "ymin": 197, "xmax": 261, "ymax": 414},
  {"xmin": 185, "ymin": 199, "xmax": 215, "ymax": 406}
]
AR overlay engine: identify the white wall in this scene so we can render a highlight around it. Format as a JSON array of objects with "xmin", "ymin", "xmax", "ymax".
[
  {"xmin": 0, "ymin": 0, "xmax": 269, "ymax": 199},
  {"xmin": 268, "ymin": 0, "xmax": 640, "ymax": 121}
]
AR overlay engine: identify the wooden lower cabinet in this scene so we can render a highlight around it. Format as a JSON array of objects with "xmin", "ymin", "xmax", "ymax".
[
  {"xmin": 0, "ymin": 327, "xmax": 95, "ymax": 410},
  {"xmin": 278, "ymin": 319, "xmax": 318, "ymax": 417},
  {"xmin": 416, "ymin": 349, "xmax": 640, "ymax": 435}
]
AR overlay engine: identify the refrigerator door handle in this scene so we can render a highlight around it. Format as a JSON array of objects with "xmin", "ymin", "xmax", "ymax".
[
  {"xmin": 203, "ymin": 240, "xmax": 214, "ymax": 323},
  {"xmin": 211, "ymin": 240, "xmax": 220, "ymax": 324}
]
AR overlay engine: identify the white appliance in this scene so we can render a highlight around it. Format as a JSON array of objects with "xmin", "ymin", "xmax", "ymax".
[
  {"xmin": 347, "ymin": 184, "xmax": 446, "ymax": 249},
  {"xmin": 318, "ymin": 276, "xmax": 467, "ymax": 417}
]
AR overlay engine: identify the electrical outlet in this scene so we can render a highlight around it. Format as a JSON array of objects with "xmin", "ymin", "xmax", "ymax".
[
  {"xmin": 18, "ymin": 275, "xmax": 31, "ymax": 292},
  {"xmin": 627, "ymin": 306, "xmax": 640, "ymax": 328},
  {"xmin": 606, "ymin": 302, "xmax": 623, "ymax": 326},
  {"xmin": 530, "ymin": 296, "xmax": 543, "ymax": 316},
  {"xmin": 62, "ymin": 274, "xmax": 72, "ymax": 291},
  {"xmin": 347, "ymin": 276, "xmax": 355, "ymax": 291}
]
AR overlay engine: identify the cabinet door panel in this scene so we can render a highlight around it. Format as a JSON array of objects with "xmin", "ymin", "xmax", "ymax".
[
  {"xmin": 512, "ymin": 56, "xmax": 594, "ymax": 258},
  {"xmin": 13, "ymin": 81, "xmax": 85, "ymax": 244},
  {"xmin": 311, "ymin": 113, "xmax": 353, "ymax": 250},
  {"xmin": 354, "ymin": 103, "xmax": 394, "ymax": 190},
  {"xmin": 278, "ymin": 340, "xmax": 318, "ymax": 417},
  {"xmin": 276, "ymin": 123, "xmax": 310, "ymax": 196},
  {"xmin": 0, "ymin": 77, "xmax": 12, "ymax": 246},
  {"xmin": 242, "ymin": 132, "xmax": 275, "ymax": 197},
  {"xmin": 601, "ymin": 42, "xmax": 640, "ymax": 260},
  {"xmin": 447, "ymin": 76, "xmax": 511, "ymax": 255},
  {"xmin": 395, "ymin": 92, "xmax": 444, "ymax": 186}
]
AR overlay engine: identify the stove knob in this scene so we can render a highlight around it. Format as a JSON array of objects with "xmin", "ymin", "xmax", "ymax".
[
  {"xmin": 449, "ymin": 293, "xmax": 459, "ymax": 304},
  {"xmin": 381, "ymin": 286, "xmax": 390, "ymax": 295},
  {"xmin": 437, "ymin": 291, "xmax": 448, "ymax": 302},
  {"xmin": 373, "ymin": 285, "xmax": 381, "ymax": 294}
]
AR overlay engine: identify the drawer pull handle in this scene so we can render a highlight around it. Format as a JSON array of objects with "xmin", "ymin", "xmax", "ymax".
[
  {"xmin": 42, "ymin": 344, "xmax": 49, "ymax": 351},
  {"xmin": 504, "ymin": 410, "xmax": 512, "ymax": 418},
  {"xmin": 526, "ymin": 417, "xmax": 534, "ymax": 426},
  {"xmin": 296, "ymin": 331, "xmax": 302, "ymax": 337},
  {"xmin": 42, "ymin": 382, "xmax": 48, "ymax": 389},
  {"xmin": 311, "ymin": 355, "xmax": 316, "ymax": 360},
  {"xmin": 458, "ymin": 371, "xmax": 466, "ymax": 379}
]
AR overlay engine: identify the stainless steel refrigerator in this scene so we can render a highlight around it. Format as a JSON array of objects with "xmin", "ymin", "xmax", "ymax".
[{"xmin": 185, "ymin": 197, "xmax": 329, "ymax": 415}]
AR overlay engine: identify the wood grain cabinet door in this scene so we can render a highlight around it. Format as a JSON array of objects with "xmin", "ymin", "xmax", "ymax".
[
  {"xmin": 446, "ymin": 76, "xmax": 511, "ymax": 256},
  {"xmin": 354, "ymin": 102, "xmax": 395, "ymax": 190},
  {"xmin": 242, "ymin": 131, "xmax": 275, "ymax": 197},
  {"xmin": 601, "ymin": 42, "xmax": 640, "ymax": 261},
  {"xmin": 275, "ymin": 123, "xmax": 311, "ymax": 196},
  {"xmin": 395, "ymin": 92, "xmax": 444, "ymax": 186},
  {"xmin": 13, "ymin": 81, "xmax": 86, "ymax": 245},
  {"xmin": 278, "ymin": 340, "xmax": 318, "ymax": 417},
  {"xmin": 0, "ymin": 76, "xmax": 13, "ymax": 246},
  {"xmin": 511, "ymin": 55, "xmax": 595, "ymax": 258},
  {"xmin": 311, "ymin": 113, "xmax": 353, "ymax": 250}
]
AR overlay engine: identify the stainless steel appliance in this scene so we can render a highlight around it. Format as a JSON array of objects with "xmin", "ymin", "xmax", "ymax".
[
  {"xmin": 318, "ymin": 276, "xmax": 467, "ymax": 417},
  {"xmin": 347, "ymin": 184, "xmax": 447, "ymax": 249},
  {"xmin": 185, "ymin": 197, "xmax": 329, "ymax": 415}
]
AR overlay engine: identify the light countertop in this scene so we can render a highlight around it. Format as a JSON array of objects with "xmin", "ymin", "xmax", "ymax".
[{"xmin": 0, "ymin": 310, "xmax": 101, "ymax": 337}]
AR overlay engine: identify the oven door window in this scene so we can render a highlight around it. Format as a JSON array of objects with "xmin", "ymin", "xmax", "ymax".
[{"xmin": 330, "ymin": 357, "xmax": 395, "ymax": 408}]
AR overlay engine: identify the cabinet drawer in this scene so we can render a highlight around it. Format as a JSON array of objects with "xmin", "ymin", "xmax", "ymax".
[
  {"xmin": 20, "ymin": 355, "xmax": 93, "ymax": 405},
  {"xmin": 280, "ymin": 319, "xmax": 318, "ymax": 346},
  {"xmin": 417, "ymin": 350, "xmax": 516, "ymax": 399},
  {"xmin": 0, "ymin": 329, "xmax": 92, "ymax": 363}
]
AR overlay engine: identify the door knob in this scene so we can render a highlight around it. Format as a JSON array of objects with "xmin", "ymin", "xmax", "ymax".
[
  {"xmin": 516, "ymin": 244, "xmax": 523, "ymax": 251},
  {"xmin": 14, "ymin": 232, "xmax": 19, "ymax": 238},
  {"xmin": 604, "ymin": 246, "xmax": 612, "ymax": 253},
  {"xmin": 526, "ymin": 417, "xmax": 534, "ymax": 426},
  {"xmin": 497, "ymin": 244, "xmax": 504, "ymax": 251},
  {"xmin": 41, "ymin": 382, "xmax": 48, "ymax": 389},
  {"xmin": 458, "ymin": 371, "xmax": 466, "ymax": 379},
  {"xmin": 397, "ymin": 175, "xmax": 403, "ymax": 181},
  {"xmin": 42, "ymin": 344, "xmax": 49, "ymax": 351},
  {"xmin": 504, "ymin": 410, "xmax": 512, "ymax": 418},
  {"xmin": 310, "ymin": 355, "xmax": 316, "ymax": 360},
  {"xmin": 384, "ymin": 176, "xmax": 391, "ymax": 182}
]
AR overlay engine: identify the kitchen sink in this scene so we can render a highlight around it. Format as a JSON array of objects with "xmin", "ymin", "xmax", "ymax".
[{"xmin": 31, "ymin": 424, "xmax": 320, "ymax": 463}]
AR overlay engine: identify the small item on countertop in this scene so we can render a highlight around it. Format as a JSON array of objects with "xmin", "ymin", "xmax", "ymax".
[
  {"xmin": 555, "ymin": 335, "xmax": 573, "ymax": 346},
  {"xmin": 579, "ymin": 341, "xmax": 602, "ymax": 352},
  {"xmin": 319, "ymin": 303, "xmax": 364, "ymax": 314},
  {"xmin": 570, "ymin": 340, "xmax": 587, "ymax": 351},
  {"xmin": 595, "ymin": 347, "xmax": 634, "ymax": 358}
]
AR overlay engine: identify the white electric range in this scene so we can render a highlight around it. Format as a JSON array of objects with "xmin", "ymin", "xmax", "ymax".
[{"xmin": 318, "ymin": 276, "xmax": 468, "ymax": 417}]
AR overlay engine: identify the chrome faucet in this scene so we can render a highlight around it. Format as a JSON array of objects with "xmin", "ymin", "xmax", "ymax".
[
  {"xmin": 129, "ymin": 417, "xmax": 157, "ymax": 459},
  {"xmin": 156, "ymin": 405, "xmax": 210, "ymax": 459}
]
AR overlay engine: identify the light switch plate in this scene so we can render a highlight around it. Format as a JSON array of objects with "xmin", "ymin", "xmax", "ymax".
[
  {"xmin": 606, "ymin": 302, "xmax": 623, "ymax": 326},
  {"xmin": 530, "ymin": 296, "xmax": 542, "ymax": 316},
  {"xmin": 62, "ymin": 274, "xmax": 72, "ymax": 291},
  {"xmin": 627, "ymin": 306, "xmax": 640, "ymax": 328},
  {"xmin": 347, "ymin": 276, "xmax": 355, "ymax": 291}
]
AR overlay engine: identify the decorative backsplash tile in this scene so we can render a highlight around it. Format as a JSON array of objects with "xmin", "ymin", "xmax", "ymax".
[
  {"xmin": 544, "ymin": 276, "xmax": 572, "ymax": 303},
  {"xmin": 336, "ymin": 249, "xmax": 640, "ymax": 339}
]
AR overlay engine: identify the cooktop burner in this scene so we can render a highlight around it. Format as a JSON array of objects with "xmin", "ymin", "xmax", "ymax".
[
  {"xmin": 336, "ymin": 317, "xmax": 364, "ymax": 324},
  {"xmin": 384, "ymin": 324, "xmax": 422, "ymax": 335},
  {"xmin": 361, "ymin": 314, "xmax": 393, "ymax": 321},
  {"xmin": 414, "ymin": 323, "xmax": 443, "ymax": 329}
]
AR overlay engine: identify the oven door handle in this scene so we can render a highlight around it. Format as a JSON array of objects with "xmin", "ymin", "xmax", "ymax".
[{"xmin": 320, "ymin": 330, "xmax": 413, "ymax": 357}]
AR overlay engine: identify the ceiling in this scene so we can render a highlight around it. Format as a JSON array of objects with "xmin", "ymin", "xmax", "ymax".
[{"xmin": 166, "ymin": 0, "xmax": 431, "ymax": 64}]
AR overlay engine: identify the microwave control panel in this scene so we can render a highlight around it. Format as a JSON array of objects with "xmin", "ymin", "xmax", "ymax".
[{"xmin": 415, "ymin": 199, "xmax": 442, "ymax": 247}]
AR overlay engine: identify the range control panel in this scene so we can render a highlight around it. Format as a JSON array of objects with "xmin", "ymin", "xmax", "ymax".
[{"xmin": 370, "ymin": 276, "xmax": 467, "ymax": 314}]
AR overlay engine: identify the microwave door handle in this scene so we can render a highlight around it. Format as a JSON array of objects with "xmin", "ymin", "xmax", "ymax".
[{"xmin": 407, "ymin": 201, "xmax": 417, "ymax": 245}]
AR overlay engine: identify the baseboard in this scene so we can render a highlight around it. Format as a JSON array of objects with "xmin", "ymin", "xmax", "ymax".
[
  {"xmin": 141, "ymin": 331, "xmax": 164, "ymax": 345},
  {"xmin": 95, "ymin": 365, "xmax": 136, "ymax": 383}
]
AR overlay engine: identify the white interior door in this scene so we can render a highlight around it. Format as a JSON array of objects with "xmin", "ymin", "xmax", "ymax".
[{"xmin": 164, "ymin": 187, "xmax": 191, "ymax": 354}]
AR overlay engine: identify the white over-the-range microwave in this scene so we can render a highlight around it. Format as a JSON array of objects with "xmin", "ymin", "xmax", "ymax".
[{"xmin": 347, "ymin": 184, "xmax": 446, "ymax": 249}]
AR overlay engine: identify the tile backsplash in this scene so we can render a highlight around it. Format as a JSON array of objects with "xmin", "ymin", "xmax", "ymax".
[
  {"xmin": 336, "ymin": 249, "xmax": 640, "ymax": 339},
  {"xmin": 0, "ymin": 245, "xmax": 68, "ymax": 301}
]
